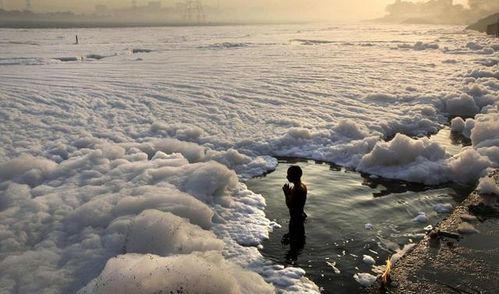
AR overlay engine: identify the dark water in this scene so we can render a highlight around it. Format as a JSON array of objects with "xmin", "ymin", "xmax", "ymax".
[{"xmin": 247, "ymin": 158, "xmax": 473, "ymax": 293}]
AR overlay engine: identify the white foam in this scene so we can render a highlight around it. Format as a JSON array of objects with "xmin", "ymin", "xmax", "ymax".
[
  {"xmin": 445, "ymin": 94, "xmax": 480, "ymax": 116},
  {"xmin": 398, "ymin": 41, "xmax": 439, "ymax": 50},
  {"xmin": 463, "ymin": 118, "xmax": 476, "ymax": 138},
  {"xmin": 357, "ymin": 134, "xmax": 449, "ymax": 185},
  {"xmin": 412, "ymin": 212, "xmax": 429, "ymax": 223},
  {"xmin": 0, "ymin": 144, "xmax": 287, "ymax": 293},
  {"xmin": 477, "ymin": 176, "xmax": 499, "ymax": 195},
  {"xmin": 448, "ymin": 148, "xmax": 491, "ymax": 184},
  {"xmin": 362, "ymin": 255, "xmax": 376, "ymax": 265},
  {"xmin": 477, "ymin": 175, "xmax": 499, "ymax": 206},
  {"xmin": 125, "ymin": 210, "xmax": 224, "ymax": 255},
  {"xmin": 433, "ymin": 203, "xmax": 453, "ymax": 213},
  {"xmin": 78, "ymin": 252, "xmax": 275, "ymax": 294},
  {"xmin": 470, "ymin": 113, "xmax": 499, "ymax": 158},
  {"xmin": 0, "ymin": 154, "xmax": 58, "ymax": 184},
  {"xmin": 353, "ymin": 273, "xmax": 377, "ymax": 287},
  {"xmin": 450, "ymin": 117, "xmax": 465, "ymax": 132}
]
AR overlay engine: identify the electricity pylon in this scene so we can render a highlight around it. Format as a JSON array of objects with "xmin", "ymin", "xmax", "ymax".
[{"xmin": 183, "ymin": 0, "xmax": 205, "ymax": 23}]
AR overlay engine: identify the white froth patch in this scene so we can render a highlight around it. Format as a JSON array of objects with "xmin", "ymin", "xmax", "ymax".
[
  {"xmin": 412, "ymin": 212, "xmax": 429, "ymax": 223},
  {"xmin": 266, "ymin": 113, "xmax": 494, "ymax": 186},
  {"xmin": 433, "ymin": 203, "xmax": 453, "ymax": 213},
  {"xmin": 126, "ymin": 138, "xmax": 276, "ymax": 180},
  {"xmin": 113, "ymin": 186, "xmax": 214, "ymax": 229},
  {"xmin": 398, "ymin": 41, "xmax": 439, "ymax": 50},
  {"xmin": 448, "ymin": 148, "xmax": 491, "ymax": 185},
  {"xmin": 333, "ymin": 119, "xmax": 371, "ymax": 140},
  {"xmin": 0, "ymin": 154, "xmax": 58, "ymax": 185},
  {"xmin": 463, "ymin": 118, "xmax": 476, "ymax": 138},
  {"xmin": 0, "ymin": 140, "xmax": 282, "ymax": 293},
  {"xmin": 445, "ymin": 94, "xmax": 479, "ymax": 117},
  {"xmin": 477, "ymin": 176, "xmax": 498, "ymax": 206},
  {"xmin": 253, "ymin": 119, "xmax": 380, "ymax": 169},
  {"xmin": 362, "ymin": 255, "xmax": 376, "ymax": 265},
  {"xmin": 353, "ymin": 273, "xmax": 377, "ymax": 287},
  {"xmin": 466, "ymin": 69, "xmax": 499, "ymax": 79},
  {"xmin": 125, "ymin": 210, "xmax": 224, "ymax": 255},
  {"xmin": 149, "ymin": 160, "xmax": 238, "ymax": 206},
  {"xmin": 477, "ymin": 176, "xmax": 499, "ymax": 196},
  {"xmin": 78, "ymin": 252, "xmax": 275, "ymax": 294},
  {"xmin": 470, "ymin": 113, "xmax": 499, "ymax": 165},
  {"xmin": 358, "ymin": 134, "xmax": 448, "ymax": 185},
  {"xmin": 450, "ymin": 117, "xmax": 465, "ymax": 132}
]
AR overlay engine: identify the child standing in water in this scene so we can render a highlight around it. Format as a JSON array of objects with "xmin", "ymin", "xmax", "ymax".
[{"xmin": 282, "ymin": 165, "xmax": 307, "ymax": 243}]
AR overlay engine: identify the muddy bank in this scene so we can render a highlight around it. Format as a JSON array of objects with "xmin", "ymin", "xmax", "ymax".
[{"xmin": 364, "ymin": 171, "xmax": 498, "ymax": 294}]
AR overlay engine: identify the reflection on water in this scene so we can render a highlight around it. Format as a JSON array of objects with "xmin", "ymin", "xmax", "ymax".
[
  {"xmin": 247, "ymin": 158, "xmax": 473, "ymax": 293},
  {"xmin": 282, "ymin": 232, "xmax": 306, "ymax": 266}
]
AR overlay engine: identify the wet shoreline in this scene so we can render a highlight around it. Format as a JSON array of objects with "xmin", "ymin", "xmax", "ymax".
[{"xmin": 364, "ymin": 170, "xmax": 498, "ymax": 294}]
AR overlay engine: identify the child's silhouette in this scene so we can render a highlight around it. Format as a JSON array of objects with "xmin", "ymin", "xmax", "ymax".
[{"xmin": 282, "ymin": 165, "xmax": 307, "ymax": 246}]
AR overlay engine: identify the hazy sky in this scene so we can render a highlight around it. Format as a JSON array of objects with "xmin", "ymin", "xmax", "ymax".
[{"xmin": 1, "ymin": 0, "xmax": 471, "ymax": 21}]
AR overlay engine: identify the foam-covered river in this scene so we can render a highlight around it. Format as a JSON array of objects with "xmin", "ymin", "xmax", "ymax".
[{"xmin": 0, "ymin": 24, "xmax": 497, "ymax": 293}]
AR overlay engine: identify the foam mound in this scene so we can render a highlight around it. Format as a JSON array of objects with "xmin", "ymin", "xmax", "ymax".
[
  {"xmin": 358, "ymin": 134, "xmax": 448, "ymax": 185},
  {"xmin": 78, "ymin": 252, "xmax": 274, "ymax": 294},
  {"xmin": 0, "ymin": 140, "xmax": 285, "ymax": 293}
]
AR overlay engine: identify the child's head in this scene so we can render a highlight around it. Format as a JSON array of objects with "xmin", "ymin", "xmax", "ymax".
[{"xmin": 287, "ymin": 165, "xmax": 303, "ymax": 183}]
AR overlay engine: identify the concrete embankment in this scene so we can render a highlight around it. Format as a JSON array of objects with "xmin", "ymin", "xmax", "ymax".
[{"xmin": 365, "ymin": 171, "xmax": 498, "ymax": 294}]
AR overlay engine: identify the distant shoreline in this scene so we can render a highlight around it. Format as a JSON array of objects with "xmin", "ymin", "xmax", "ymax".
[{"xmin": 0, "ymin": 20, "xmax": 314, "ymax": 29}]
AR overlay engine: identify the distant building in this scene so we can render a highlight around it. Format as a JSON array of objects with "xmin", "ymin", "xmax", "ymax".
[
  {"xmin": 95, "ymin": 4, "xmax": 108, "ymax": 12},
  {"xmin": 95, "ymin": 4, "xmax": 109, "ymax": 16},
  {"xmin": 25, "ymin": 0, "xmax": 32, "ymax": 11},
  {"xmin": 147, "ymin": 1, "xmax": 162, "ymax": 10}
]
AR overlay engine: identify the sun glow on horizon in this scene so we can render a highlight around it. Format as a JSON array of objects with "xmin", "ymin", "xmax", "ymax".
[{"xmin": 2, "ymin": 0, "xmax": 497, "ymax": 23}]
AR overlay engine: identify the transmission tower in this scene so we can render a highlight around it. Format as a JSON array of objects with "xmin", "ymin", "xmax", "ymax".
[
  {"xmin": 183, "ymin": 0, "xmax": 205, "ymax": 23},
  {"xmin": 25, "ymin": 0, "xmax": 32, "ymax": 11},
  {"xmin": 131, "ymin": 0, "xmax": 137, "ymax": 9}
]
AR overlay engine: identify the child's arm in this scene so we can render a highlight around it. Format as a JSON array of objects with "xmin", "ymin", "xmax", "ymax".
[{"xmin": 283, "ymin": 184, "xmax": 292, "ymax": 208}]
